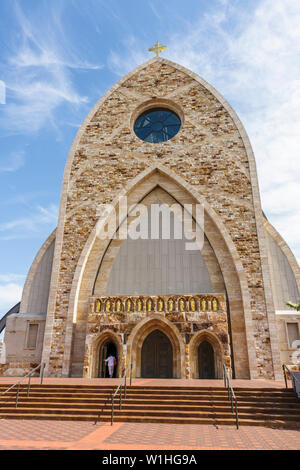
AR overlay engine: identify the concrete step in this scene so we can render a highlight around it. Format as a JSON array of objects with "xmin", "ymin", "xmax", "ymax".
[
  {"xmin": 0, "ymin": 388, "xmax": 295, "ymax": 399},
  {"xmin": 0, "ymin": 383, "xmax": 299, "ymax": 428},
  {"xmin": 0, "ymin": 383, "xmax": 294, "ymax": 396},
  {"xmin": 0, "ymin": 411, "xmax": 299, "ymax": 428},
  {"xmin": 1, "ymin": 405, "xmax": 300, "ymax": 421},
  {"xmin": 1, "ymin": 401, "xmax": 299, "ymax": 415}
]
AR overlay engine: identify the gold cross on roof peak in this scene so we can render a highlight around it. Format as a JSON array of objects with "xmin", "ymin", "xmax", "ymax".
[{"xmin": 148, "ymin": 41, "xmax": 167, "ymax": 57}]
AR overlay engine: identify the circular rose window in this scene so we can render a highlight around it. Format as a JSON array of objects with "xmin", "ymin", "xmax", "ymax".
[{"xmin": 134, "ymin": 107, "xmax": 181, "ymax": 143}]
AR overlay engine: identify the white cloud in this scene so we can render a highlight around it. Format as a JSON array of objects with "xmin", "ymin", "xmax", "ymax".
[
  {"xmin": 0, "ymin": 152, "xmax": 25, "ymax": 172},
  {"xmin": 0, "ymin": 3, "xmax": 101, "ymax": 134},
  {"xmin": 0, "ymin": 80, "xmax": 5, "ymax": 104},
  {"xmin": 0, "ymin": 274, "xmax": 26, "ymax": 283},
  {"xmin": 108, "ymin": 36, "xmax": 148, "ymax": 77},
  {"xmin": 0, "ymin": 204, "xmax": 58, "ymax": 240},
  {"xmin": 0, "ymin": 283, "xmax": 23, "ymax": 316},
  {"xmin": 0, "ymin": 274, "xmax": 26, "ymax": 318}
]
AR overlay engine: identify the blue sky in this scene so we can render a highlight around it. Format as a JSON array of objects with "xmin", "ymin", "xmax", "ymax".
[{"xmin": 0, "ymin": 0, "xmax": 300, "ymax": 321}]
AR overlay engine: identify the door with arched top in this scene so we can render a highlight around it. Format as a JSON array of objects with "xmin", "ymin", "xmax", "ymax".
[
  {"xmin": 98, "ymin": 340, "xmax": 118, "ymax": 378},
  {"xmin": 198, "ymin": 341, "xmax": 215, "ymax": 379},
  {"xmin": 141, "ymin": 329, "xmax": 173, "ymax": 378}
]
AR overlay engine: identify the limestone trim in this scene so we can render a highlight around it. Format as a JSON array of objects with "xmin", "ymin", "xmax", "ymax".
[
  {"xmin": 189, "ymin": 330, "xmax": 226, "ymax": 379},
  {"xmin": 264, "ymin": 218, "xmax": 300, "ymax": 293},
  {"xmin": 20, "ymin": 229, "xmax": 56, "ymax": 314},
  {"xmin": 125, "ymin": 315, "xmax": 185, "ymax": 378},
  {"xmin": 61, "ymin": 165, "xmax": 256, "ymax": 379}
]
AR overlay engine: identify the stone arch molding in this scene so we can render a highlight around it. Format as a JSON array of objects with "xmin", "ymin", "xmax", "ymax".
[
  {"xmin": 87, "ymin": 329, "xmax": 123, "ymax": 379},
  {"xmin": 93, "ymin": 184, "xmax": 217, "ymax": 296},
  {"xmin": 60, "ymin": 164, "xmax": 257, "ymax": 379},
  {"xmin": 44, "ymin": 56, "xmax": 263, "ymax": 336},
  {"xmin": 126, "ymin": 315, "xmax": 185, "ymax": 379},
  {"xmin": 42, "ymin": 56, "xmax": 282, "ymax": 379},
  {"xmin": 189, "ymin": 330, "xmax": 226, "ymax": 379}
]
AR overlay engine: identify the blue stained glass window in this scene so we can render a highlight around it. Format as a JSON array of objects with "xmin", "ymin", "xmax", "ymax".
[{"xmin": 134, "ymin": 108, "xmax": 181, "ymax": 143}]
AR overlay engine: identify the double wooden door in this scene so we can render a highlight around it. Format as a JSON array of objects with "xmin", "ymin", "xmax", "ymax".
[{"xmin": 141, "ymin": 330, "xmax": 173, "ymax": 378}]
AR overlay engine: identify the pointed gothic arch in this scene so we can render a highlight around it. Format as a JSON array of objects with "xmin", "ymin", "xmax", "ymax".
[
  {"xmin": 59, "ymin": 165, "xmax": 258, "ymax": 379},
  {"xmin": 126, "ymin": 315, "xmax": 185, "ymax": 379},
  {"xmin": 39, "ymin": 56, "xmax": 283, "ymax": 381},
  {"xmin": 189, "ymin": 330, "xmax": 226, "ymax": 379},
  {"xmin": 88, "ymin": 329, "xmax": 123, "ymax": 379}
]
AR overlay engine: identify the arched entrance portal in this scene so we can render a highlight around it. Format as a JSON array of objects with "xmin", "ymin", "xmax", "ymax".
[
  {"xmin": 198, "ymin": 341, "xmax": 215, "ymax": 379},
  {"xmin": 141, "ymin": 329, "xmax": 173, "ymax": 378},
  {"xmin": 98, "ymin": 340, "xmax": 118, "ymax": 378}
]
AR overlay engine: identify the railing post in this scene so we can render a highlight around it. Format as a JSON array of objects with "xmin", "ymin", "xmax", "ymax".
[
  {"xmin": 283, "ymin": 364, "xmax": 288, "ymax": 389},
  {"xmin": 40, "ymin": 363, "xmax": 45, "ymax": 385},
  {"xmin": 120, "ymin": 385, "xmax": 122, "ymax": 410},
  {"xmin": 27, "ymin": 374, "xmax": 31, "ymax": 397},
  {"xmin": 130, "ymin": 363, "xmax": 132, "ymax": 386},
  {"xmin": 224, "ymin": 363, "xmax": 239, "ymax": 430},
  {"xmin": 15, "ymin": 383, "xmax": 20, "ymax": 408},
  {"xmin": 111, "ymin": 396, "xmax": 114, "ymax": 426},
  {"xmin": 124, "ymin": 373, "xmax": 127, "ymax": 400},
  {"xmin": 235, "ymin": 397, "xmax": 239, "ymax": 430}
]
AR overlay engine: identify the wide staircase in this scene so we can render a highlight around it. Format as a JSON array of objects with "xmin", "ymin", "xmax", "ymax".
[{"xmin": 0, "ymin": 383, "xmax": 300, "ymax": 428}]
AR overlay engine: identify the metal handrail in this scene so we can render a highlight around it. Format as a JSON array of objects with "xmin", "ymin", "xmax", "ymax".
[
  {"xmin": 0, "ymin": 363, "xmax": 45, "ymax": 410},
  {"xmin": 282, "ymin": 364, "xmax": 300, "ymax": 401},
  {"xmin": 94, "ymin": 363, "xmax": 133, "ymax": 425},
  {"xmin": 223, "ymin": 364, "xmax": 239, "ymax": 429}
]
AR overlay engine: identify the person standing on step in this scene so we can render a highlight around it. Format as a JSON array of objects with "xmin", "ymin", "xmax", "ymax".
[{"xmin": 105, "ymin": 354, "xmax": 117, "ymax": 378}]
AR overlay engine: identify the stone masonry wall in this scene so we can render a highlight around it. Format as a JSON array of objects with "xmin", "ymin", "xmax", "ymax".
[
  {"xmin": 85, "ymin": 293, "xmax": 229, "ymax": 379},
  {"xmin": 47, "ymin": 58, "xmax": 274, "ymax": 377}
]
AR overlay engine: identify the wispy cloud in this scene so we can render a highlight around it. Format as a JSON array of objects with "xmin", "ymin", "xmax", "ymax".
[
  {"xmin": 0, "ymin": 275, "xmax": 25, "ymax": 318},
  {"xmin": 0, "ymin": 274, "xmax": 26, "ymax": 283},
  {"xmin": 148, "ymin": 1, "xmax": 163, "ymax": 22},
  {"xmin": 0, "ymin": 2, "xmax": 102, "ymax": 134},
  {"xmin": 108, "ymin": 0, "xmax": 300, "ymax": 263},
  {"xmin": 0, "ymin": 282, "xmax": 23, "ymax": 316},
  {"xmin": 0, "ymin": 151, "xmax": 24, "ymax": 172},
  {"xmin": 0, "ymin": 204, "xmax": 58, "ymax": 240},
  {"xmin": 108, "ymin": 36, "xmax": 148, "ymax": 76}
]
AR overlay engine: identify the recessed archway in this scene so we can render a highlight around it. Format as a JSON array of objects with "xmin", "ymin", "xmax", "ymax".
[
  {"xmin": 89, "ymin": 330, "xmax": 122, "ymax": 378},
  {"xmin": 126, "ymin": 315, "xmax": 185, "ymax": 378},
  {"xmin": 198, "ymin": 341, "xmax": 215, "ymax": 379},
  {"xmin": 141, "ymin": 329, "xmax": 173, "ymax": 378},
  {"xmin": 65, "ymin": 166, "xmax": 255, "ymax": 380},
  {"xmin": 98, "ymin": 340, "xmax": 118, "ymax": 378},
  {"xmin": 189, "ymin": 330, "xmax": 225, "ymax": 379}
]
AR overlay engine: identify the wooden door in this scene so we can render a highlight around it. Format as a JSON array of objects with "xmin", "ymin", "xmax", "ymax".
[
  {"xmin": 141, "ymin": 330, "xmax": 173, "ymax": 378},
  {"xmin": 198, "ymin": 341, "xmax": 215, "ymax": 379}
]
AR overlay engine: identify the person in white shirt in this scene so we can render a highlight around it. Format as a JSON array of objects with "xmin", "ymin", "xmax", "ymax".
[{"xmin": 105, "ymin": 355, "xmax": 116, "ymax": 378}]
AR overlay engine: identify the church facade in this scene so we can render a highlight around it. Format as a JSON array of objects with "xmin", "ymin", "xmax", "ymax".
[{"xmin": 2, "ymin": 57, "xmax": 300, "ymax": 380}]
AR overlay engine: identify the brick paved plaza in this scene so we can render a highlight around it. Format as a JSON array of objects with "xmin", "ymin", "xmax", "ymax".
[
  {"xmin": 0, "ymin": 419, "xmax": 299, "ymax": 450},
  {"xmin": 0, "ymin": 378, "xmax": 299, "ymax": 450}
]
